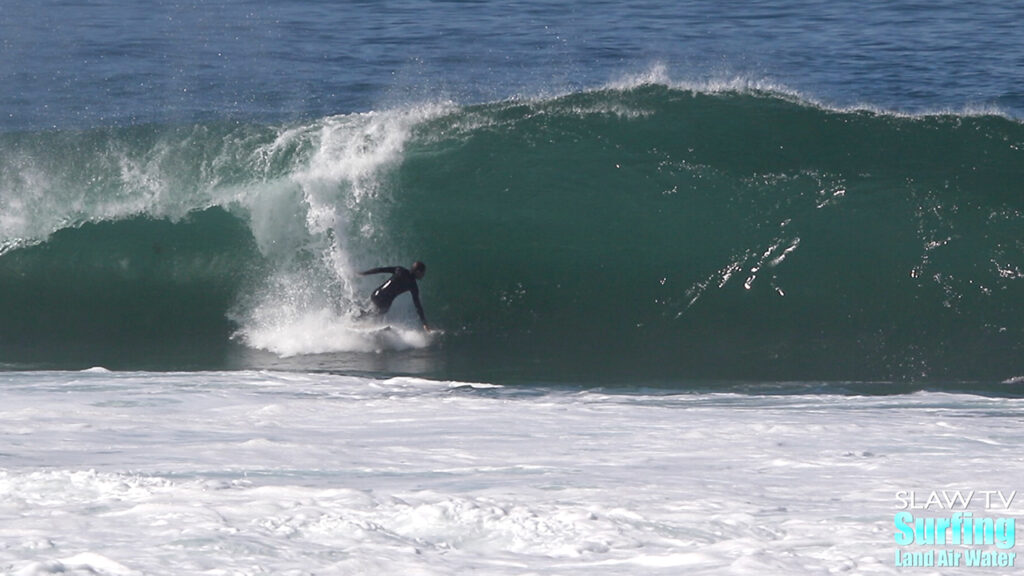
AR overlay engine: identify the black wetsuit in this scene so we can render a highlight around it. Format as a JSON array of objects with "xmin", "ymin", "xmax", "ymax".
[{"xmin": 362, "ymin": 266, "xmax": 427, "ymax": 325}]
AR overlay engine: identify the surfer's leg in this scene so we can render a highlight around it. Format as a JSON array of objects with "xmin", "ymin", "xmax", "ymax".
[
  {"xmin": 354, "ymin": 297, "xmax": 388, "ymax": 321},
  {"xmin": 369, "ymin": 293, "xmax": 391, "ymax": 316}
]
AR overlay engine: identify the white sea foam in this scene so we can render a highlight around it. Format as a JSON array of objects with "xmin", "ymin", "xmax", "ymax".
[
  {"xmin": 234, "ymin": 308, "xmax": 434, "ymax": 356},
  {"xmin": 1, "ymin": 371, "xmax": 1022, "ymax": 574}
]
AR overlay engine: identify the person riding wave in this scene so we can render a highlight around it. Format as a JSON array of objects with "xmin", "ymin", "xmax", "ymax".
[{"xmin": 359, "ymin": 261, "xmax": 430, "ymax": 331}]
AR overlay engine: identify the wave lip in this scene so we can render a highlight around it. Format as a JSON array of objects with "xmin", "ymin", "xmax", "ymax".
[{"xmin": 608, "ymin": 64, "xmax": 1021, "ymax": 121}]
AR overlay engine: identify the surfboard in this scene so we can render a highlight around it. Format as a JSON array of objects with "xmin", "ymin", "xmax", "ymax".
[
  {"xmin": 348, "ymin": 320, "xmax": 436, "ymax": 352},
  {"xmin": 352, "ymin": 323, "xmax": 403, "ymax": 349}
]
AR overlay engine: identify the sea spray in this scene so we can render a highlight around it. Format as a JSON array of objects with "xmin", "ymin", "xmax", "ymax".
[{"xmin": 231, "ymin": 105, "xmax": 453, "ymax": 355}]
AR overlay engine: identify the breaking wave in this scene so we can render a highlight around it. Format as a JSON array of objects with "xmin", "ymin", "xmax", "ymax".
[{"xmin": 1, "ymin": 81, "xmax": 1022, "ymax": 383}]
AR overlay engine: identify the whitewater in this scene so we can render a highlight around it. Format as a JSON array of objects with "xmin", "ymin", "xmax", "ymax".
[{"xmin": 2, "ymin": 369, "xmax": 1022, "ymax": 575}]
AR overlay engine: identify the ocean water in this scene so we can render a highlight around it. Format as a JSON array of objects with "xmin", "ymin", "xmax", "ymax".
[{"xmin": 2, "ymin": 1, "xmax": 1024, "ymax": 574}]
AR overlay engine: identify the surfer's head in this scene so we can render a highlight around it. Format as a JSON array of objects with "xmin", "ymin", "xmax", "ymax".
[{"xmin": 412, "ymin": 261, "xmax": 426, "ymax": 279}]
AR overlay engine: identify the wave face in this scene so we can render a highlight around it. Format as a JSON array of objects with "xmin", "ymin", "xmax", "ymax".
[{"xmin": 2, "ymin": 84, "xmax": 1022, "ymax": 382}]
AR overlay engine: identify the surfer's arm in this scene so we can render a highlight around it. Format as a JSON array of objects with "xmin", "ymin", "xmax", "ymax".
[
  {"xmin": 359, "ymin": 266, "xmax": 397, "ymax": 276},
  {"xmin": 410, "ymin": 286, "xmax": 429, "ymax": 329}
]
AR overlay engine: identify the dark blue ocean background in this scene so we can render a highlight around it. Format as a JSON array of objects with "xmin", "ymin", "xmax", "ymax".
[{"xmin": 3, "ymin": 0, "xmax": 1022, "ymax": 129}]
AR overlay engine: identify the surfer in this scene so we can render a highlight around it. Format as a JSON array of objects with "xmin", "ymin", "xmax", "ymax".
[{"xmin": 359, "ymin": 261, "xmax": 430, "ymax": 331}]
